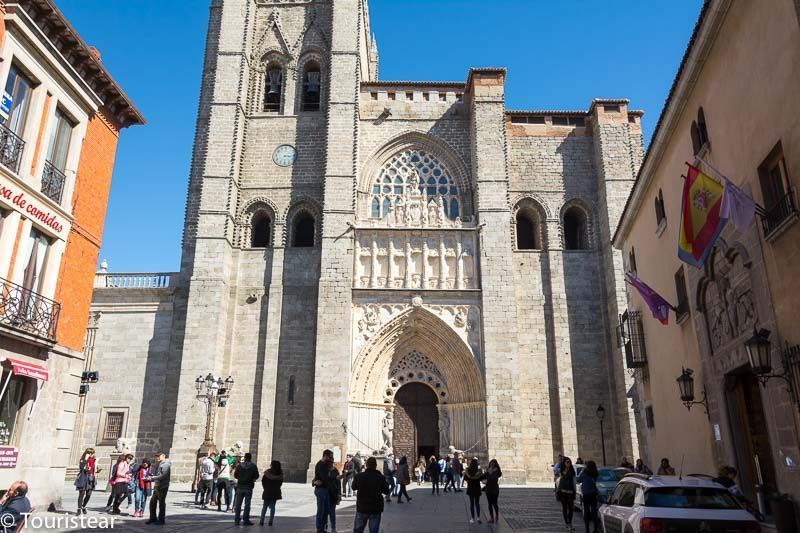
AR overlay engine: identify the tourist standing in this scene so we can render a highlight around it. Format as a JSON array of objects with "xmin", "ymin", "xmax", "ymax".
[
  {"xmin": 327, "ymin": 460, "xmax": 342, "ymax": 533},
  {"xmin": 556, "ymin": 456, "xmax": 577, "ymax": 531},
  {"xmin": 451, "ymin": 453, "xmax": 463, "ymax": 492},
  {"xmin": 110, "ymin": 454, "xmax": 132, "ymax": 514},
  {"xmin": 198, "ymin": 454, "xmax": 215, "ymax": 509},
  {"xmin": 427, "ymin": 456, "xmax": 441, "ymax": 495},
  {"xmin": 352, "ymin": 456, "xmax": 390, "ymax": 533},
  {"xmin": 146, "ymin": 451, "xmax": 171, "ymax": 525},
  {"xmin": 619, "ymin": 457, "xmax": 634, "ymax": 469},
  {"xmin": 443, "ymin": 455, "xmax": 454, "ymax": 492},
  {"xmin": 657, "ymin": 457, "xmax": 676, "ymax": 475},
  {"xmin": 134, "ymin": 459, "xmax": 152, "ymax": 518},
  {"xmin": 382, "ymin": 453, "xmax": 395, "ymax": 503},
  {"xmin": 634, "ymin": 458, "xmax": 652, "ymax": 475},
  {"xmin": 343, "ymin": 455, "xmax": 354, "ymax": 498},
  {"xmin": 485, "ymin": 459, "xmax": 502, "ymax": 524},
  {"xmin": 216, "ymin": 450, "xmax": 233, "ymax": 512},
  {"xmin": 576, "ymin": 460, "xmax": 600, "ymax": 533},
  {"xmin": 438, "ymin": 455, "xmax": 447, "ymax": 486},
  {"xmin": 414, "ymin": 460, "xmax": 423, "ymax": 486},
  {"xmin": 233, "ymin": 452, "xmax": 259, "ymax": 526},
  {"xmin": 74, "ymin": 448, "xmax": 98, "ymax": 515},
  {"xmin": 395, "ymin": 456, "xmax": 412, "ymax": 503},
  {"xmin": 312, "ymin": 449, "xmax": 335, "ymax": 533},
  {"xmin": 463, "ymin": 458, "xmax": 485, "ymax": 524},
  {"xmin": 260, "ymin": 460, "xmax": 284, "ymax": 527}
]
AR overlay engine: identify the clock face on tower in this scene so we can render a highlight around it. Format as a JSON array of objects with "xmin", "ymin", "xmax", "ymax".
[{"xmin": 273, "ymin": 144, "xmax": 297, "ymax": 167}]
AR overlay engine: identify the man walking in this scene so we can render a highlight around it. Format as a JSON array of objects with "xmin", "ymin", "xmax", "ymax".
[
  {"xmin": 198, "ymin": 454, "xmax": 215, "ymax": 509},
  {"xmin": 233, "ymin": 452, "xmax": 260, "ymax": 526},
  {"xmin": 312, "ymin": 449, "xmax": 335, "ymax": 533},
  {"xmin": 382, "ymin": 453, "xmax": 395, "ymax": 503},
  {"xmin": 146, "ymin": 451, "xmax": 171, "ymax": 525},
  {"xmin": 451, "ymin": 453, "xmax": 463, "ymax": 492},
  {"xmin": 351, "ymin": 457, "xmax": 390, "ymax": 533}
]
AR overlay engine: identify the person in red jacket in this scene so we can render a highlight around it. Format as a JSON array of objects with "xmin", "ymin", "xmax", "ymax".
[{"xmin": 133, "ymin": 459, "xmax": 152, "ymax": 518}]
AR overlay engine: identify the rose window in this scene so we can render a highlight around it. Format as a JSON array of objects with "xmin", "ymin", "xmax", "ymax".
[{"xmin": 370, "ymin": 149, "xmax": 461, "ymax": 220}]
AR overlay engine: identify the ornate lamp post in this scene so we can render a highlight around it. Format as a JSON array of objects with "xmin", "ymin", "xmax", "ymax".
[
  {"xmin": 596, "ymin": 404, "xmax": 607, "ymax": 466},
  {"xmin": 195, "ymin": 373, "xmax": 234, "ymax": 457},
  {"xmin": 744, "ymin": 329, "xmax": 800, "ymax": 409}
]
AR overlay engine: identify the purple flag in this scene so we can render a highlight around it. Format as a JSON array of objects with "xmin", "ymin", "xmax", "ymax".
[{"xmin": 625, "ymin": 272, "xmax": 671, "ymax": 325}]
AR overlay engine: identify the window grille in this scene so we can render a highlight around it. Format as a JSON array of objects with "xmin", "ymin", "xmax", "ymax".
[
  {"xmin": 618, "ymin": 310, "xmax": 647, "ymax": 368},
  {"xmin": 103, "ymin": 412, "xmax": 124, "ymax": 441}
]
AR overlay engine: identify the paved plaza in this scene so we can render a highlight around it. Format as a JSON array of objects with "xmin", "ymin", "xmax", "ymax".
[{"xmin": 36, "ymin": 482, "xmax": 585, "ymax": 533}]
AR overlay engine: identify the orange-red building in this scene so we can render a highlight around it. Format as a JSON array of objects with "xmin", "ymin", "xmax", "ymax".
[{"xmin": 0, "ymin": 0, "xmax": 142, "ymax": 507}]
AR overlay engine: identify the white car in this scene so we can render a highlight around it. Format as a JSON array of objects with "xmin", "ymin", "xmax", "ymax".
[{"xmin": 600, "ymin": 474, "xmax": 760, "ymax": 533}]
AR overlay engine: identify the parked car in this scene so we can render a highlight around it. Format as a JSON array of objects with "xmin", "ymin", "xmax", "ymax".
[
  {"xmin": 576, "ymin": 466, "xmax": 630, "ymax": 511},
  {"xmin": 600, "ymin": 474, "xmax": 760, "ymax": 533}
]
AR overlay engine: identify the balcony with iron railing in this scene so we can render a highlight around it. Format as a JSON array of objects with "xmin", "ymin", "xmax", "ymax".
[
  {"xmin": 40, "ymin": 160, "xmax": 66, "ymax": 204},
  {"xmin": 761, "ymin": 188, "xmax": 798, "ymax": 239},
  {"xmin": 0, "ymin": 122, "xmax": 25, "ymax": 174},
  {"xmin": 0, "ymin": 276, "xmax": 60, "ymax": 343}
]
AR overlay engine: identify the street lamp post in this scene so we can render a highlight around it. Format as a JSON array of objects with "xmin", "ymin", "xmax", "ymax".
[
  {"xmin": 195, "ymin": 373, "xmax": 234, "ymax": 457},
  {"xmin": 596, "ymin": 404, "xmax": 607, "ymax": 466}
]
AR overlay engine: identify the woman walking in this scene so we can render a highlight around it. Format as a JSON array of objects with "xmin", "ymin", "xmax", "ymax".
[
  {"xmin": 556, "ymin": 456, "xmax": 577, "ymax": 530},
  {"xmin": 576, "ymin": 460, "xmax": 600, "ymax": 533},
  {"xmin": 484, "ymin": 459, "xmax": 502, "ymax": 524},
  {"xmin": 134, "ymin": 459, "xmax": 152, "ymax": 518},
  {"xmin": 74, "ymin": 448, "xmax": 99, "ymax": 515},
  {"xmin": 395, "ymin": 456, "xmax": 412, "ymax": 503},
  {"xmin": 427, "ymin": 456, "xmax": 441, "ymax": 495},
  {"xmin": 463, "ymin": 458, "xmax": 485, "ymax": 525},
  {"xmin": 414, "ymin": 459, "xmax": 423, "ymax": 486},
  {"xmin": 110, "ymin": 454, "xmax": 133, "ymax": 514},
  {"xmin": 260, "ymin": 460, "xmax": 284, "ymax": 527}
]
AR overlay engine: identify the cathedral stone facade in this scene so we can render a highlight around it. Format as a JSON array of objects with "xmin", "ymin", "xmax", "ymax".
[{"xmin": 73, "ymin": 0, "xmax": 646, "ymax": 483}]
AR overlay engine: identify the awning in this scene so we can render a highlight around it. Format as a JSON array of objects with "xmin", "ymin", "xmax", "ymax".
[{"xmin": 6, "ymin": 358, "xmax": 48, "ymax": 382}]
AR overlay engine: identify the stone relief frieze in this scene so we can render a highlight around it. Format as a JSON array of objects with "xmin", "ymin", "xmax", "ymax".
[{"xmin": 353, "ymin": 302, "xmax": 482, "ymax": 364}]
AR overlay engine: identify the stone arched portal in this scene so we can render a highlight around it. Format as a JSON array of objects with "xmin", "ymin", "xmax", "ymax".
[{"xmin": 347, "ymin": 306, "xmax": 487, "ymax": 458}]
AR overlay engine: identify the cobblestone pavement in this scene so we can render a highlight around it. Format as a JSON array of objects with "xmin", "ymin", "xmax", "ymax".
[{"xmin": 36, "ymin": 483, "xmax": 585, "ymax": 532}]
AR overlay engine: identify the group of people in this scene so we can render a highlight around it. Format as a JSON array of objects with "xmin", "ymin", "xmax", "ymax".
[
  {"xmin": 74, "ymin": 448, "xmax": 171, "ymax": 525},
  {"xmin": 311, "ymin": 448, "xmax": 504, "ymax": 533}
]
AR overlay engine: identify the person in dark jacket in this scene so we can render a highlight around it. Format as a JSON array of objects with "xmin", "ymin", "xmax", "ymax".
[
  {"xmin": 351, "ymin": 457, "xmax": 390, "ymax": 533},
  {"xmin": 395, "ymin": 456, "xmax": 412, "ymax": 503},
  {"xmin": 145, "ymin": 451, "xmax": 171, "ymax": 525},
  {"xmin": 464, "ymin": 458, "xmax": 485, "ymax": 524},
  {"xmin": 74, "ymin": 448, "xmax": 99, "ymax": 515},
  {"xmin": 556, "ymin": 456, "xmax": 577, "ymax": 531},
  {"xmin": 233, "ymin": 453, "xmax": 259, "ymax": 526},
  {"xmin": 484, "ymin": 459, "xmax": 502, "ymax": 524},
  {"xmin": 0, "ymin": 481, "xmax": 31, "ymax": 533},
  {"xmin": 427, "ymin": 456, "xmax": 441, "ymax": 495},
  {"xmin": 312, "ymin": 449, "xmax": 335, "ymax": 533},
  {"xmin": 576, "ymin": 460, "xmax": 599, "ymax": 533},
  {"xmin": 260, "ymin": 460, "xmax": 283, "ymax": 527}
]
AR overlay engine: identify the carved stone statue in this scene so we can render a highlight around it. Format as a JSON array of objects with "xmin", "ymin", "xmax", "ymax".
[
  {"xmin": 358, "ymin": 305, "xmax": 380, "ymax": 339},
  {"xmin": 230, "ymin": 440, "xmax": 244, "ymax": 458},
  {"xmin": 447, "ymin": 444, "xmax": 464, "ymax": 456},
  {"xmin": 114, "ymin": 438, "xmax": 131, "ymax": 455},
  {"xmin": 438, "ymin": 408, "xmax": 450, "ymax": 448},
  {"xmin": 454, "ymin": 308, "xmax": 467, "ymax": 329},
  {"xmin": 381, "ymin": 410, "xmax": 394, "ymax": 450}
]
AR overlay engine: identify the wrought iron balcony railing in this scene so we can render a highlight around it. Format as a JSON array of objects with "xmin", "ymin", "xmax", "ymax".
[
  {"xmin": 0, "ymin": 277, "xmax": 60, "ymax": 342},
  {"xmin": 618, "ymin": 309, "xmax": 648, "ymax": 369},
  {"xmin": 0, "ymin": 122, "xmax": 25, "ymax": 174},
  {"xmin": 41, "ymin": 160, "xmax": 67, "ymax": 204},
  {"xmin": 761, "ymin": 189, "xmax": 797, "ymax": 238}
]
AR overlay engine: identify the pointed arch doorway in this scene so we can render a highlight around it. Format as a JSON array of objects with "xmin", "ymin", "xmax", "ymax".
[{"xmin": 393, "ymin": 383, "xmax": 439, "ymax": 466}]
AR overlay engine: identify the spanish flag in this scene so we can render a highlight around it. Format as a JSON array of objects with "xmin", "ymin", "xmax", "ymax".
[{"xmin": 678, "ymin": 164, "xmax": 727, "ymax": 268}]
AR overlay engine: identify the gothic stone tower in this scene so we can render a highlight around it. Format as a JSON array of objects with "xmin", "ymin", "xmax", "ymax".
[{"xmin": 155, "ymin": 0, "xmax": 644, "ymax": 482}]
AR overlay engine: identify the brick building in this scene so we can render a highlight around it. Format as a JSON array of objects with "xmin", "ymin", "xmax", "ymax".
[
  {"xmin": 0, "ymin": 0, "xmax": 142, "ymax": 508},
  {"xmin": 75, "ymin": 0, "xmax": 644, "ymax": 483}
]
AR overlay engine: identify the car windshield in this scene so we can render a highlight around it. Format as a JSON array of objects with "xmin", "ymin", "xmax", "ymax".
[
  {"xmin": 597, "ymin": 469, "xmax": 623, "ymax": 482},
  {"xmin": 644, "ymin": 487, "xmax": 740, "ymax": 509}
]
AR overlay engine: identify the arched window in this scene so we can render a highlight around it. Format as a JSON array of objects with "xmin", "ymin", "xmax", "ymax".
[
  {"xmin": 371, "ymin": 148, "xmax": 461, "ymax": 220},
  {"xmin": 563, "ymin": 207, "xmax": 588, "ymax": 250},
  {"xmin": 251, "ymin": 211, "xmax": 272, "ymax": 248},
  {"xmin": 301, "ymin": 61, "xmax": 321, "ymax": 112},
  {"xmin": 516, "ymin": 212, "xmax": 539, "ymax": 250},
  {"xmin": 697, "ymin": 107, "xmax": 709, "ymax": 147},
  {"xmin": 293, "ymin": 214, "xmax": 315, "ymax": 247},
  {"xmin": 264, "ymin": 64, "xmax": 283, "ymax": 112}
]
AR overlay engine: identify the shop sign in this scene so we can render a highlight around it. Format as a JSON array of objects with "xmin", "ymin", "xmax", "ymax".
[
  {"xmin": 0, "ymin": 447, "xmax": 18, "ymax": 469},
  {"xmin": 0, "ymin": 92, "xmax": 11, "ymax": 121},
  {"xmin": 0, "ymin": 173, "xmax": 68, "ymax": 240},
  {"xmin": 8, "ymin": 358, "xmax": 48, "ymax": 382}
]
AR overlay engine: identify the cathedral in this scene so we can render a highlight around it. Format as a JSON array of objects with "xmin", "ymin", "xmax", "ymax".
[{"xmin": 74, "ymin": 0, "xmax": 646, "ymax": 483}]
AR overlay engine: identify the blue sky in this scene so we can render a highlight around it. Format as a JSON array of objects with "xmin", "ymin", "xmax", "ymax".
[{"xmin": 55, "ymin": 0, "xmax": 702, "ymax": 273}]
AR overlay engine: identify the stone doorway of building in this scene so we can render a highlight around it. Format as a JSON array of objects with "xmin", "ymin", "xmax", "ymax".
[
  {"xmin": 725, "ymin": 368, "xmax": 778, "ymax": 509},
  {"xmin": 392, "ymin": 382, "xmax": 439, "ymax": 466}
]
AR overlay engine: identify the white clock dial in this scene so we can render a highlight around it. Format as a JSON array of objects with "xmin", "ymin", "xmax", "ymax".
[{"xmin": 273, "ymin": 144, "xmax": 297, "ymax": 167}]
